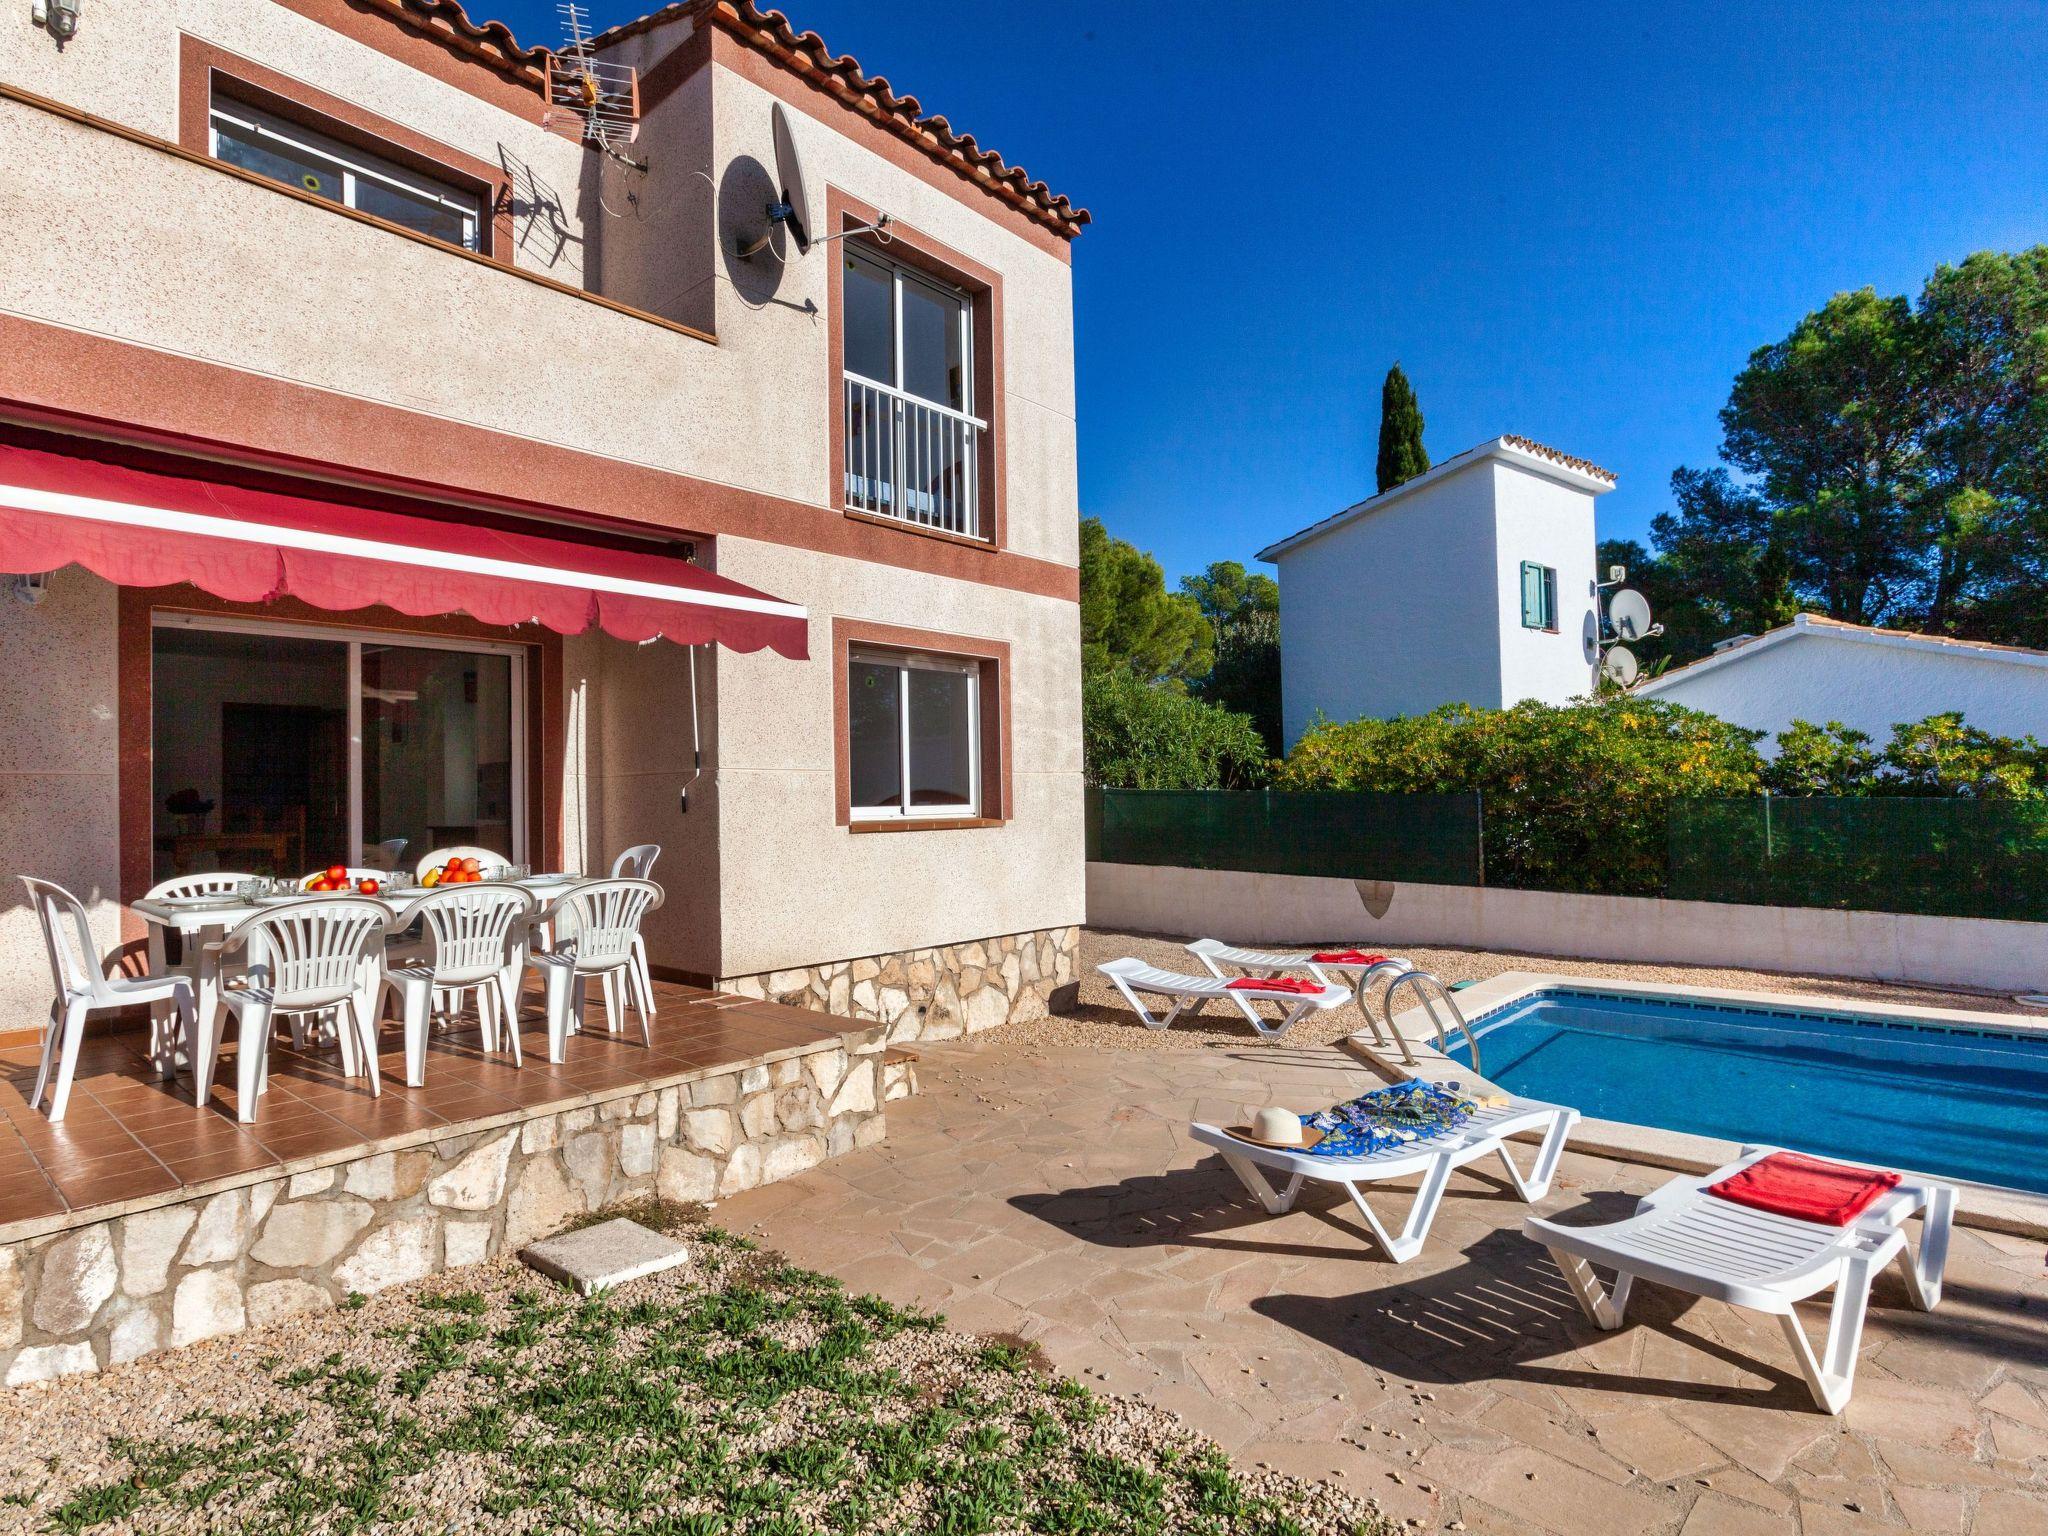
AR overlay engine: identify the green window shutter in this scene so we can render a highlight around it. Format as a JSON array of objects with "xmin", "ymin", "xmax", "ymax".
[{"xmin": 1520, "ymin": 562, "xmax": 1544, "ymax": 628}]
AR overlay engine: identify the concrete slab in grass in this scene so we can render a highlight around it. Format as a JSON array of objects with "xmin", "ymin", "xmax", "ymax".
[{"xmin": 520, "ymin": 1218, "xmax": 689, "ymax": 1296}]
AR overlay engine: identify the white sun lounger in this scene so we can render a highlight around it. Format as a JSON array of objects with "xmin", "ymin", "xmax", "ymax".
[
  {"xmin": 1190, "ymin": 1095, "xmax": 1579, "ymax": 1262},
  {"xmin": 1185, "ymin": 939, "xmax": 1413, "ymax": 990},
  {"xmin": 1095, "ymin": 958, "xmax": 1351, "ymax": 1041},
  {"xmin": 1186, "ymin": 939, "xmax": 1415, "ymax": 1045},
  {"xmin": 1525, "ymin": 1146, "xmax": 1954, "ymax": 1413}
]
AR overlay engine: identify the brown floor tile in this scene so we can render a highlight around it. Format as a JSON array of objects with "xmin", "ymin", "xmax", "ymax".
[{"xmin": 0, "ymin": 980, "xmax": 856, "ymax": 1231}]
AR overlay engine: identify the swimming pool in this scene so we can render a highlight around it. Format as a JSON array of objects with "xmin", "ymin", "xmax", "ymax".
[{"xmin": 1440, "ymin": 987, "xmax": 2048, "ymax": 1194}]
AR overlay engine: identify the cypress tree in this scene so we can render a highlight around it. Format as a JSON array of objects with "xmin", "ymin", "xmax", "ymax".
[{"xmin": 1376, "ymin": 363, "xmax": 1430, "ymax": 493}]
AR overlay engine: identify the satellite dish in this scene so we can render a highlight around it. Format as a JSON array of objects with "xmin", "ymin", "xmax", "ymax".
[
  {"xmin": 1603, "ymin": 644, "xmax": 1640, "ymax": 687},
  {"xmin": 1609, "ymin": 588, "xmax": 1653, "ymax": 642},
  {"xmin": 770, "ymin": 102, "xmax": 811, "ymax": 254}
]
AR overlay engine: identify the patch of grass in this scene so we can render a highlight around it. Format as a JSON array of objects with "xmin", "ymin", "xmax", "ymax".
[{"xmin": 29, "ymin": 1233, "xmax": 1387, "ymax": 1536}]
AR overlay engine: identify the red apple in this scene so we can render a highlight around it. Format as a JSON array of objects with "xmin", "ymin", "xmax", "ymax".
[
  {"xmin": 325, "ymin": 864, "xmax": 346, "ymax": 882},
  {"xmin": 357, "ymin": 878, "xmax": 380, "ymax": 895}
]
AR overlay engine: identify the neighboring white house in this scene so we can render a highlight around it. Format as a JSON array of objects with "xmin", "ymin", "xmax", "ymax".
[
  {"xmin": 1637, "ymin": 615, "xmax": 2048, "ymax": 749},
  {"xmin": 1257, "ymin": 435, "xmax": 1616, "ymax": 746}
]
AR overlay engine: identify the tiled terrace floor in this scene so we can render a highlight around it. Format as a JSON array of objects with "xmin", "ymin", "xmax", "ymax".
[
  {"xmin": 0, "ymin": 983, "xmax": 848, "ymax": 1236},
  {"xmin": 720, "ymin": 1032, "xmax": 2048, "ymax": 1535}
]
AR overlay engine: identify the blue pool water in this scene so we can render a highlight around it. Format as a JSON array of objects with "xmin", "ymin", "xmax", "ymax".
[{"xmin": 1442, "ymin": 988, "xmax": 2048, "ymax": 1194}]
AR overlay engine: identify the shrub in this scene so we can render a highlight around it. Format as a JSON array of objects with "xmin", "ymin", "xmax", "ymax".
[
  {"xmin": 1275, "ymin": 697, "xmax": 1764, "ymax": 894},
  {"xmin": 1763, "ymin": 720, "xmax": 1880, "ymax": 796},
  {"xmin": 1874, "ymin": 712, "xmax": 2045, "ymax": 799},
  {"xmin": 1082, "ymin": 671, "xmax": 1270, "ymax": 790}
]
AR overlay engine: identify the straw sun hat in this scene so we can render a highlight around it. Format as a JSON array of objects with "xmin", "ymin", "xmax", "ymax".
[{"xmin": 1226, "ymin": 1106, "xmax": 1323, "ymax": 1151}]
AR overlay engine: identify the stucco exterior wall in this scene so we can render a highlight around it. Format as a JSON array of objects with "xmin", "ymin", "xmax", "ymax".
[
  {"xmin": 1641, "ymin": 629, "xmax": 2048, "ymax": 751},
  {"xmin": 0, "ymin": 572, "xmax": 122, "ymax": 1032},
  {"xmin": 1273, "ymin": 461, "xmax": 1503, "ymax": 746},
  {"xmin": 1088, "ymin": 860, "xmax": 2048, "ymax": 994},
  {"xmin": 1487, "ymin": 463, "xmax": 1598, "ymax": 706},
  {"xmin": 3, "ymin": 0, "xmax": 592, "ymax": 283},
  {"xmin": 710, "ymin": 538, "xmax": 1083, "ymax": 978}
]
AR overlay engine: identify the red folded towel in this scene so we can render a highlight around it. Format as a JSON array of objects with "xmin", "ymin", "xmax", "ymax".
[
  {"xmin": 1225, "ymin": 976, "xmax": 1324, "ymax": 995},
  {"xmin": 1310, "ymin": 950, "xmax": 1389, "ymax": 966},
  {"xmin": 1707, "ymin": 1151, "xmax": 1901, "ymax": 1226}
]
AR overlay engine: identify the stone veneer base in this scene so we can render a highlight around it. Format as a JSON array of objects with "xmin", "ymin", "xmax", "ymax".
[
  {"xmin": 721, "ymin": 925, "xmax": 1080, "ymax": 1045},
  {"xmin": 0, "ymin": 1031, "xmax": 919, "ymax": 1387}
]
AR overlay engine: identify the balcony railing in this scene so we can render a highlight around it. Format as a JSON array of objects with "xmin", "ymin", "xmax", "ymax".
[{"xmin": 843, "ymin": 373, "xmax": 987, "ymax": 540}]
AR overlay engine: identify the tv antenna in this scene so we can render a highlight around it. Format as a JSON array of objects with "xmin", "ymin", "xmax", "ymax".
[
  {"xmin": 1593, "ymin": 564, "xmax": 1662, "ymax": 690},
  {"xmin": 736, "ymin": 103, "xmax": 893, "ymax": 261},
  {"xmin": 544, "ymin": 4, "xmax": 645, "ymax": 171}
]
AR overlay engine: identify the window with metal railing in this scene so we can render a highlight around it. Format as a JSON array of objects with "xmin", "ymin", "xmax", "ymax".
[{"xmin": 841, "ymin": 249, "xmax": 987, "ymax": 539}]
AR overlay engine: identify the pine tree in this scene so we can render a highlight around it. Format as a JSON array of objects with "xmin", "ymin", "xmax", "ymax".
[{"xmin": 1376, "ymin": 363, "xmax": 1430, "ymax": 493}]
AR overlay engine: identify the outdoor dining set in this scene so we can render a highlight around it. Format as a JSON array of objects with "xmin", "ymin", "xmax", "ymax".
[{"xmin": 20, "ymin": 844, "xmax": 666, "ymax": 1125}]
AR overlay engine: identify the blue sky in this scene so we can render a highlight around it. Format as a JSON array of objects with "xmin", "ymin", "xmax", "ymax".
[{"xmin": 495, "ymin": 1, "xmax": 2048, "ymax": 582}]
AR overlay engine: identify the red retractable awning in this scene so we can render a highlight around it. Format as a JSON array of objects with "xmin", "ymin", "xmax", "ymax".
[{"xmin": 0, "ymin": 442, "xmax": 808, "ymax": 658}]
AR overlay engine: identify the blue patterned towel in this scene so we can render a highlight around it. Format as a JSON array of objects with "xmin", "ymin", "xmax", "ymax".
[{"xmin": 1303, "ymin": 1080, "xmax": 1479, "ymax": 1158}]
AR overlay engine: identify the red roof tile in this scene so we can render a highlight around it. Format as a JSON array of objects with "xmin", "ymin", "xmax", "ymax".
[
  {"xmin": 1500, "ymin": 434, "xmax": 1616, "ymax": 483},
  {"xmin": 378, "ymin": 1, "xmax": 1088, "ymax": 239}
]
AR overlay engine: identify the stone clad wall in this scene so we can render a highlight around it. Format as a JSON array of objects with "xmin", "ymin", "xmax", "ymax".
[
  {"xmin": 0, "ymin": 1037, "xmax": 916, "ymax": 1386},
  {"xmin": 721, "ymin": 925, "xmax": 1079, "ymax": 1046}
]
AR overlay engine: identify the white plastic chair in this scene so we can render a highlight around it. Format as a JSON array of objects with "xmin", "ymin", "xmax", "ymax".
[
  {"xmin": 609, "ymin": 845, "xmax": 662, "ymax": 1017},
  {"xmin": 20, "ymin": 878, "xmax": 197, "ymax": 1121},
  {"xmin": 415, "ymin": 845, "xmax": 503, "ymax": 880},
  {"xmin": 1526, "ymin": 1146, "xmax": 1954, "ymax": 1413},
  {"xmin": 1096, "ymin": 957, "xmax": 1351, "ymax": 1042},
  {"xmin": 203, "ymin": 896, "xmax": 393, "ymax": 1123},
  {"xmin": 526, "ymin": 878, "xmax": 663, "ymax": 1062},
  {"xmin": 141, "ymin": 872, "xmax": 256, "ymax": 1070},
  {"xmin": 383, "ymin": 885, "xmax": 535, "ymax": 1086}
]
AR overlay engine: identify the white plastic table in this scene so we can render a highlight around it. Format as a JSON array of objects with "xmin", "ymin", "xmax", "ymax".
[{"xmin": 131, "ymin": 874, "xmax": 581, "ymax": 1095}]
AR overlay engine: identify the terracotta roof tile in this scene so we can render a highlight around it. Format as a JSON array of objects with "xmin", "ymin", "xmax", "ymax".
[
  {"xmin": 374, "ymin": 0, "xmax": 549, "ymax": 83},
  {"xmin": 1500, "ymin": 434, "xmax": 1616, "ymax": 483},
  {"xmin": 381, "ymin": 1, "xmax": 1087, "ymax": 238}
]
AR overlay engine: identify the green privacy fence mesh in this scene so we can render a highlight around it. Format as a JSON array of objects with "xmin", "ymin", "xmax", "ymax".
[
  {"xmin": 1665, "ymin": 797, "xmax": 2048, "ymax": 922},
  {"xmin": 1085, "ymin": 787, "xmax": 1483, "ymax": 886},
  {"xmin": 1088, "ymin": 788, "xmax": 2048, "ymax": 921}
]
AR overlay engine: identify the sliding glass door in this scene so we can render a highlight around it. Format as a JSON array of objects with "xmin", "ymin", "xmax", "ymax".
[{"xmin": 151, "ymin": 616, "xmax": 525, "ymax": 883}]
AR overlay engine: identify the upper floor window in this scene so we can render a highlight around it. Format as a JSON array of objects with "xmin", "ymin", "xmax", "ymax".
[
  {"xmin": 842, "ymin": 250, "xmax": 987, "ymax": 540},
  {"xmin": 1520, "ymin": 561, "xmax": 1558, "ymax": 631},
  {"xmin": 209, "ymin": 97, "xmax": 482, "ymax": 253}
]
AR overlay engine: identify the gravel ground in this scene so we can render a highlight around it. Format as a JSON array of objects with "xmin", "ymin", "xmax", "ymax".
[
  {"xmin": 0, "ymin": 1208, "xmax": 1390, "ymax": 1536},
  {"xmin": 1002, "ymin": 926, "xmax": 2039, "ymax": 1055}
]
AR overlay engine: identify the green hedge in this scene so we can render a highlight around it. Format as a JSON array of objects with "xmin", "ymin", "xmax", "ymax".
[
  {"xmin": 1082, "ymin": 671, "xmax": 1270, "ymax": 791},
  {"xmin": 1273, "ymin": 698, "xmax": 1764, "ymax": 895}
]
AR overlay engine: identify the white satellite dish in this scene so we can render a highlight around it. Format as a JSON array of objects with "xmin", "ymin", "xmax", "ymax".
[
  {"xmin": 1609, "ymin": 588, "xmax": 1653, "ymax": 641},
  {"xmin": 1603, "ymin": 644, "xmax": 1639, "ymax": 687}
]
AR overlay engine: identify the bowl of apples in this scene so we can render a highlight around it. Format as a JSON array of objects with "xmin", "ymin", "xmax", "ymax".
[
  {"xmin": 303, "ymin": 864, "xmax": 384, "ymax": 897},
  {"xmin": 420, "ymin": 857, "xmax": 487, "ymax": 888}
]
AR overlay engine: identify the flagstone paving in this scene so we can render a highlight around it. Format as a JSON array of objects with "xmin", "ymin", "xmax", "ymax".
[{"xmin": 717, "ymin": 1031, "xmax": 2048, "ymax": 1534}]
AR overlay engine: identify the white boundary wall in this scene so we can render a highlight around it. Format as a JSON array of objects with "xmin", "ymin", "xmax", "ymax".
[{"xmin": 1087, "ymin": 861, "xmax": 2048, "ymax": 994}]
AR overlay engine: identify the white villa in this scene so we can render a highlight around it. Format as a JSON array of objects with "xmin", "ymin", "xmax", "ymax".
[
  {"xmin": 1639, "ymin": 614, "xmax": 2048, "ymax": 748},
  {"xmin": 1256, "ymin": 435, "xmax": 1616, "ymax": 745}
]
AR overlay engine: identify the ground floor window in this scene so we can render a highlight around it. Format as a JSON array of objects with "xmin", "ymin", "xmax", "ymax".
[
  {"xmin": 150, "ymin": 616, "xmax": 524, "ymax": 882},
  {"xmin": 847, "ymin": 648, "xmax": 980, "ymax": 820}
]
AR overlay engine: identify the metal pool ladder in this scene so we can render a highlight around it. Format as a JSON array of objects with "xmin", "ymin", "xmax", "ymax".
[{"xmin": 1379, "ymin": 970, "xmax": 1483, "ymax": 1076}]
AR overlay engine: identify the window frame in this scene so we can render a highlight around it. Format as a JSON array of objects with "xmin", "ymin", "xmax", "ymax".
[
  {"xmin": 148, "ymin": 611, "xmax": 528, "ymax": 869},
  {"xmin": 840, "ymin": 248, "xmax": 976, "ymax": 417},
  {"xmin": 846, "ymin": 645, "xmax": 983, "ymax": 823},
  {"xmin": 207, "ymin": 96, "xmax": 483, "ymax": 253},
  {"xmin": 1520, "ymin": 560, "xmax": 1559, "ymax": 632}
]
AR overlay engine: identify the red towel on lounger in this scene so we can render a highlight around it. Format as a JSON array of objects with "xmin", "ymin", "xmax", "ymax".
[
  {"xmin": 1225, "ymin": 976, "xmax": 1324, "ymax": 995},
  {"xmin": 1310, "ymin": 950, "xmax": 1388, "ymax": 966},
  {"xmin": 1707, "ymin": 1151, "xmax": 1901, "ymax": 1226}
]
